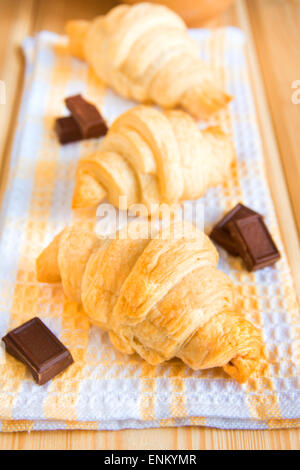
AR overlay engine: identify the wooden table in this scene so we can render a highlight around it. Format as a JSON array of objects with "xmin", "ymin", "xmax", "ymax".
[{"xmin": 0, "ymin": 0, "xmax": 299, "ymax": 450}]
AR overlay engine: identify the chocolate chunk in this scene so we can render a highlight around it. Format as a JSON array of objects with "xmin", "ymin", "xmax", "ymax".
[
  {"xmin": 210, "ymin": 203, "xmax": 261, "ymax": 255},
  {"xmin": 2, "ymin": 317, "xmax": 73, "ymax": 385},
  {"xmin": 65, "ymin": 94, "xmax": 108, "ymax": 138},
  {"xmin": 228, "ymin": 215, "xmax": 280, "ymax": 271},
  {"xmin": 55, "ymin": 116, "xmax": 82, "ymax": 144},
  {"xmin": 210, "ymin": 225, "xmax": 239, "ymax": 255}
]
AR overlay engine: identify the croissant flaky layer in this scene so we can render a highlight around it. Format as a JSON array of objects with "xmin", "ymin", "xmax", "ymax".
[
  {"xmin": 36, "ymin": 221, "xmax": 263, "ymax": 383},
  {"xmin": 66, "ymin": 3, "xmax": 232, "ymax": 119},
  {"xmin": 72, "ymin": 105, "xmax": 234, "ymax": 213}
]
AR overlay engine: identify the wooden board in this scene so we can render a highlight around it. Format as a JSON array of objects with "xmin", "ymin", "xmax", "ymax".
[{"xmin": 0, "ymin": 0, "xmax": 299, "ymax": 450}]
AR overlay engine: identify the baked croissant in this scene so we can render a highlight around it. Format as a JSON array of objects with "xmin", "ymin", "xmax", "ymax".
[
  {"xmin": 66, "ymin": 3, "xmax": 232, "ymax": 119},
  {"xmin": 36, "ymin": 220, "xmax": 263, "ymax": 383},
  {"xmin": 72, "ymin": 105, "xmax": 234, "ymax": 213}
]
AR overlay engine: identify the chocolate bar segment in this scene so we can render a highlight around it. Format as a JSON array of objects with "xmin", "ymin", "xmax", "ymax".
[
  {"xmin": 210, "ymin": 225, "xmax": 238, "ymax": 255},
  {"xmin": 2, "ymin": 317, "xmax": 73, "ymax": 385},
  {"xmin": 210, "ymin": 203, "xmax": 261, "ymax": 255},
  {"xmin": 228, "ymin": 215, "xmax": 280, "ymax": 271},
  {"xmin": 55, "ymin": 116, "xmax": 82, "ymax": 144},
  {"xmin": 65, "ymin": 94, "xmax": 108, "ymax": 138}
]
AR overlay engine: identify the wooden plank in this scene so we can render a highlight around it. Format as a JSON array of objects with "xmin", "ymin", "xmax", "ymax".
[
  {"xmin": 30, "ymin": 0, "xmax": 119, "ymax": 33},
  {"xmin": 246, "ymin": 0, "xmax": 300, "ymax": 236},
  {"xmin": 0, "ymin": 0, "xmax": 35, "ymax": 203},
  {"xmin": 0, "ymin": 0, "xmax": 299, "ymax": 450},
  {"xmin": 0, "ymin": 426, "xmax": 299, "ymax": 450}
]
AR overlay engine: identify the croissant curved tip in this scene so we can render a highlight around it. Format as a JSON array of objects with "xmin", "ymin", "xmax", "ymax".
[
  {"xmin": 66, "ymin": 19, "xmax": 90, "ymax": 60},
  {"xmin": 36, "ymin": 232, "xmax": 62, "ymax": 283},
  {"xmin": 223, "ymin": 353, "xmax": 263, "ymax": 383}
]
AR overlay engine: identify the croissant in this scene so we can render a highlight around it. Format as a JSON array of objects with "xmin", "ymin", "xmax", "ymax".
[
  {"xmin": 66, "ymin": 3, "xmax": 232, "ymax": 119},
  {"xmin": 36, "ymin": 220, "xmax": 263, "ymax": 383},
  {"xmin": 72, "ymin": 105, "xmax": 234, "ymax": 213}
]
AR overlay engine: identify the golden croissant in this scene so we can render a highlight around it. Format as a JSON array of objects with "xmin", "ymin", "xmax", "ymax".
[
  {"xmin": 66, "ymin": 3, "xmax": 232, "ymax": 119},
  {"xmin": 36, "ymin": 220, "xmax": 263, "ymax": 383},
  {"xmin": 72, "ymin": 105, "xmax": 234, "ymax": 213}
]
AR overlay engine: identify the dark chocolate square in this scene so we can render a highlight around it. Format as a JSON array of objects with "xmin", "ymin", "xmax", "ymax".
[
  {"xmin": 2, "ymin": 317, "xmax": 73, "ymax": 385},
  {"xmin": 210, "ymin": 203, "xmax": 261, "ymax": 255},
  {"xmin": 55, "ymin": 116, "xmax": 82, "ymax": 144},
  {"xmin": 65, "ymin": 94, "xmax": 108, "ymax": 139},
  {"xmin": 228, "ymin": 215, "xmax": 280, "ymax": 271}
]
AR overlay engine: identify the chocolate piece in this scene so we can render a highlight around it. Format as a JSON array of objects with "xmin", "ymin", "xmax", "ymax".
[
  {"xmin": 55, "ymin": 116, "xmax": 82, "ymax": 144},
  {"xmin": 228, "ymin": 215, "xmax": 280, "ymax": 271},
  {"xmin": 210, "ymin": 203, "xmax": 261, "ymax": 255},
  {"xmin": 2, "ymin": 317, "xmax": 73, "ymax": 385},
  {"xmin": 210, "ymin": 225, "xmax": 239, "ymax": 255},
  {"xmin": 65, "ymin": 94, "xmax": 108, "ymax": 138}
]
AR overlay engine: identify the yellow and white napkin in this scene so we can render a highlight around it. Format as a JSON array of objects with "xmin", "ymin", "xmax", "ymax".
[{"xmin": 0, "ymin": 28, "xmax": 299, "ymax": 432}]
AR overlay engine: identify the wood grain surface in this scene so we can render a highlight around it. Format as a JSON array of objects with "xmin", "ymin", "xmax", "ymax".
[{"xmin": 0, "ymin": 0, "xmax": 299, "ymax": 450}]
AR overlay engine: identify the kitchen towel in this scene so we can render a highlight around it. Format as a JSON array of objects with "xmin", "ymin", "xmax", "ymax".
[{"xmin": 0, "ymin": 28, "xmax": 299, "ymax": 431}]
